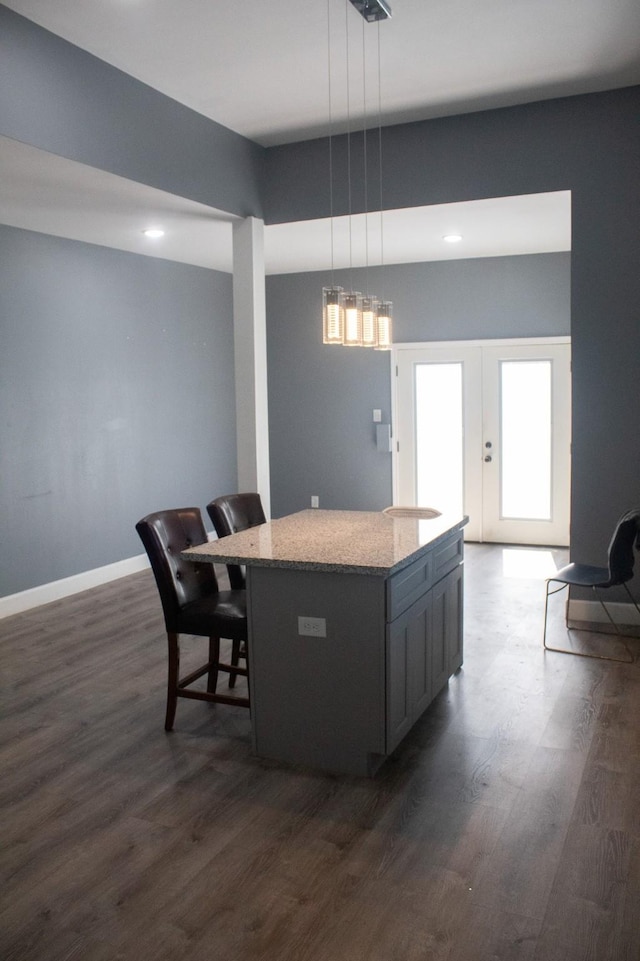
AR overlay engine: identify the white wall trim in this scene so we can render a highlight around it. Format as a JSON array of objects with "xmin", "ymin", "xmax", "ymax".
[
  {"xmin": 568, "ymin": 598, "xmax": 640, "ymax": 627},
  {"xmin": 1, "ymin": 529, "xmax": 220, "ymax": 620},
  {"xmin": 0, "ymin": 553, "xmax": 150, "ymax": 620},
  {"xmin": 393, "ymin": 336, "xmax": 571, "ymax": 351}
]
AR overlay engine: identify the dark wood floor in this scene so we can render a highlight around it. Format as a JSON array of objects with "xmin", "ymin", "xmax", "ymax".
[{"xmin": 2, "ymin": 545, "xmax": 639, "ymax": 961}]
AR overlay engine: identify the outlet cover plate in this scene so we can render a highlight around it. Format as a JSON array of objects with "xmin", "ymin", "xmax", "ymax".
[{"xmin": 298, "ymin": 616, "xmax": 327, "ymax": 637}]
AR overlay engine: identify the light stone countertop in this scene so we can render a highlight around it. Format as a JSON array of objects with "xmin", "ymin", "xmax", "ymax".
[{"xmin": 182, "ymin": 508, "xmax": 468, "ymax": 576}]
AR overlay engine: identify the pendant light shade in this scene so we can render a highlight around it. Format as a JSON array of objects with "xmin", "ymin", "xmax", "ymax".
[
  {"xmin": 375, "ymin": 300, "xmax": 393, "ymax": 350},
  {"xmin": 343, "ymin": 290, "xmax": 363, "ymax": 346},
  {"xmin": 322, "ymin": 285, "xmax": 345, "ymax": 344},
  {"xmin": 362, "ymin": 296, "xmax": 378, "ymax": 347}
]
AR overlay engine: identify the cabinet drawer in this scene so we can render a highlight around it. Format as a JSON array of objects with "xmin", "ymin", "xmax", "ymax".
[
  {"xmin": 386, "ymin": 531, "xmax": 463, "ymax": 623},
  {"xmin": 386, "ymin": 551, "xmax": 434, "ymax": 621},
  {"xmin": 433, "ymin": 532, "xmax": 464, "ymax": 582}
]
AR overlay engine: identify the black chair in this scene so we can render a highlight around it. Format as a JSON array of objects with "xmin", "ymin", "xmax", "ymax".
[
  {"xmin": 136, "ymin": 507, "xmax": 249, "ymax": 730},
  {"xmin": 206, "ymin": 493, "xmax": 266, "ymax": 590},
  {"xmin": 543, "ymin": 508, "xmax": 640, "ymax": 662},
  {"xmin": 206, "ymin": 493, "xmax": 266, "ymax": 688}
]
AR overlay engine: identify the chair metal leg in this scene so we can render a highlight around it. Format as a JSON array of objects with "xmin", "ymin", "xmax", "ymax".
[
  {"xmin": 543, "ymin": 581, "xmax": 635, "ymax": 663},
  {"xmin": 593, "ymin": 586, "xmax": 623, "ymax": 634},
  {"xmin": 622, "ymin": 582, "xmax": 640, "ymax": 622}
]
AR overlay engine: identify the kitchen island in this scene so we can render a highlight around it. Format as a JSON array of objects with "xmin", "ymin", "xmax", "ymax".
[{"xmin": 184, "ymin": 508, "xmax": 467, "ymax": 776}]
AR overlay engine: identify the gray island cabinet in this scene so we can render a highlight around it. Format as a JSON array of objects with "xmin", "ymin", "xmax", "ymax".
[{"xmin": 183, "ymin": 509, "xmax": 467, "ymax": 776}]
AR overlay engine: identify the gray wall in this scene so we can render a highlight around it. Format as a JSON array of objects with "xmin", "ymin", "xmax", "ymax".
[
  {"xmin": 0, "ymin": 5, "xmax": 264, "ymax": 217},
  {"xmin": 267, "ymin": 253, "xmax": 570, "ymax": 517},
  {"xmin": 0, "ymin": 226, "xmax": 236, "ymax": 596},
  {"xmin": 1, "ymin": 4, "xmax": 638, "ymax": 599},
  {"xmin": 265, "ymin": 87, "xmax": 640, "ymax": 578}
]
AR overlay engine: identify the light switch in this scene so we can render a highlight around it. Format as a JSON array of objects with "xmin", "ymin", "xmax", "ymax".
[{"xmin": 373, "ymin": 409, "xmax": 382, "ymax": 423}]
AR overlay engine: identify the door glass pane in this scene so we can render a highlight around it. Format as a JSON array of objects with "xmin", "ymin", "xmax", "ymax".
[
  {"xmin": 415, "ymin": 363, "xmax": 463, "ymax": 516},
  {"xmin": 501, "ymin": 360, "xmax": 551, "ymax": 520}
]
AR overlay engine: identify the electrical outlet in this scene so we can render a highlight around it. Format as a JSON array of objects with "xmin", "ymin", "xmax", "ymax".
[
  {"xmin": 298, "ymin": 616, "xmax": 327, "ymax": 637},
  {"xmin": 311, "ymin": 495, "xmax": 319, "ymax": 508}
]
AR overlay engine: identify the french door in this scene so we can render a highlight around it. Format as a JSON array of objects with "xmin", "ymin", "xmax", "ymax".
[{"xmin": 393, "ymin": 338, "xmax": 571, "ymax": 546}]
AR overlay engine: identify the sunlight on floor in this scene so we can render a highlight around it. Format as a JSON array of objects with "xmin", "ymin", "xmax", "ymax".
[{"xmin": 501, "ymin": 548, "xmax": 559, "ymax": 579}]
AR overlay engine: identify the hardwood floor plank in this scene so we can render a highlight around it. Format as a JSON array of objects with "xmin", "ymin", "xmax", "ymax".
[
  {"xmin": 468, "ymin": 745, "xmax": 586, "ymax": 921},
  {"xmin": 2, "ymin": 546, "xmax": 640, "ymax": 960},
  {"xmin": 532, "ymin": 824, "xmax": 636, "ymax": 961}
]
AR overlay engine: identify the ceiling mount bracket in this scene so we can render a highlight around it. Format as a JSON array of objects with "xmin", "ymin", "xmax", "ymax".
[{"xmin": 348, "ymin": 0, "xmax": 392, "ymax": 23}]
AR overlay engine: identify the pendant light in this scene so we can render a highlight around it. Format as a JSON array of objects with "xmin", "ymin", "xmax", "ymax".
[
  {"xmin": 322, "ymin": 1, "xmax": 345, "ymax": 344},
  {"xmin": 376, "ymin": 301, "xmax": 393, "ymax": 349},
  {"xmin": 373, "ymin": 16, "xmax": 392, "ymax": 350},
  {"xmin": 360, "ymin": 14, "xmax": 379, "ymax": 349},
  {"xmin": 322, "ymin": 285, "xmax": 345, "ymax": 343},
  {"xmin": 322, "ymin": 0, "xmax": 392, "ymax": 348},
  {"xmin": 362, "ymin": 296, "xmax": 378, "ymax": 346},
  {"xmin": 342, "ymin": 0, "xmax": 363, "ymax": 346},
  {"xmin": 343, "ymin": 291, "xmax": 363, "ymax": 345}
]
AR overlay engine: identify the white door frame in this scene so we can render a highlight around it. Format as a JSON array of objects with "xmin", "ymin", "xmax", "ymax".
[{"xmin": 391, "ymin": 336, "xmax": 571, "ymax": 544}]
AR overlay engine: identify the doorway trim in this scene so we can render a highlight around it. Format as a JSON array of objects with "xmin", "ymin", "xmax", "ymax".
[{"xmin": 391, "ymin": 336, "xmax": 571, "ymax": 542}]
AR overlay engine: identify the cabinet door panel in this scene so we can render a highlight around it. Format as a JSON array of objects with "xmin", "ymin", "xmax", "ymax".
[
  {"xmin": 386, "ymin": 591, "xmax": 432, "ymax": 753},
  {"xmin": 386, "ymin": 563, "xmax": 464, "ymax": 756},
  {"xmin": 430, "ymin": 577, "xmax": 450, "ymax": 696},
  {"xmin": 387, "ymin": 616, "xmax": 411, "ymax": 753},
  {"xmin": 446, "ymin": 564, "xmax": 464, "ymax": 674},
  {"xmin": 430, "ymin": 564, "xmax": 464, "ymax": 698},
  {"xmin": 409, "ymin": 601, "xmax": 431, "ymax": 718}
]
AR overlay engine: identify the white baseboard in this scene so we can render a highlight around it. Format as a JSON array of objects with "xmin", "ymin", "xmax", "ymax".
[
  {"xmin": 1, "ymin": 528, "xmax": 219, "ymax": 620},
  {"xmin": 0, "ymin": 553, "xmax": 150, "ymax": 620},
  {"xmin": 568, "ymin": 598, "xmax": 640, "ymax": 627}
]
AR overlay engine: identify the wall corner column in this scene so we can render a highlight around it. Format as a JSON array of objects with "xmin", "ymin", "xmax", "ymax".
[{"xmin": 232, "ymin": 217, "xmax": 271, "ymax": 516}]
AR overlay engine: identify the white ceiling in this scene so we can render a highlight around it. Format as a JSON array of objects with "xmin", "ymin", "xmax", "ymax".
[
  {"xmin": 4, "ymin": 0, "xmax": 639, "ymax": 146},
  {"xmin": 2, "ymin": 0, "xmax": 637, "ymax": 270},
  {"xmin": 0, "ymin": 136, "xmax": 571, "ymax": 273},
  {"xmin": 266, "ymin": 191, "xmax": 572, "ymax": 274}
]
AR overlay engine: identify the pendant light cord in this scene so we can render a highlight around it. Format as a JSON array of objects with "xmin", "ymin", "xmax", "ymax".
[
  {"xmin": 363, "ymin": 17, "xmax": 369, "ymax": 296},
  {"xmin": 328, "ymin": 0, "xmax": 335, "ymax": 286},
  {"xmin": 346, "ymin": 0, "xmax": 354, "ymax": 289},
  {"xmin": 377, "ymin": 20, "xmax": 385, "ymax": 297}
]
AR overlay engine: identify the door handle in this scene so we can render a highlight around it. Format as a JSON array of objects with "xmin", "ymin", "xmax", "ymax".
[{"xmin": 484, "ymin": 455, "xmax": 492, "ymax": 462}]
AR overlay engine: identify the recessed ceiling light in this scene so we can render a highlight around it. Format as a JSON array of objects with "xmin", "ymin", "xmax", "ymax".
[
  {"xmin": 443, "ymin": 234, "xmax": 463, "ymax": 243},
  {"xmin": 143, "ymin": 228, "xmax": 165, "ymax": 239}
]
